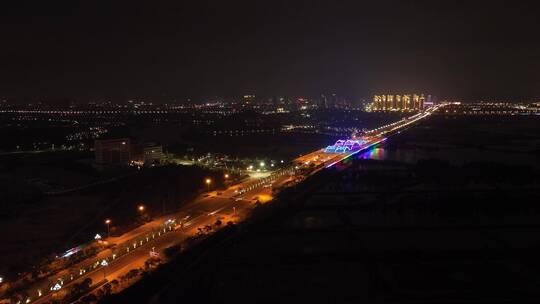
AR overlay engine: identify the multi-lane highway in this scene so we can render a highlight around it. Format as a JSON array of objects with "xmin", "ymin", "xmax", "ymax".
[
  {"xmin": 6, "ymin": 105, "xmax": 444, "ymax": 304},
  {"xmin": 24, "ymin": 173, "xmax": 294, "ymax": 304}
]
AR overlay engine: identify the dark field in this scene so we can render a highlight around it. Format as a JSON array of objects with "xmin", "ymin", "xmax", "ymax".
[
  {"xmin": 0, "ymin": 155, "xmax": 222, "ymax": 279},
  {"xmin": 100, "ymin": 114, "xmax": 540, "ymax": 304},
  {"xmin": 381, "ymin": 115, "xmax": 540, "ymax": 166}
]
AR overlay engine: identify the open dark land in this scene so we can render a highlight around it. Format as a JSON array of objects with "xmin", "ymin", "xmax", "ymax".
[
  {"xmin": 100, "ymin": 114, "xmax": 540, "ymax": 304},
  {"xmin": 0, "ymin": 154, "xmax": 222, "ymax": 280}
]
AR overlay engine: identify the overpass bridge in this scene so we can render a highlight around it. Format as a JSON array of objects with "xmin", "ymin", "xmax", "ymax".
[
  {"xmin": 293, "ymin": 104, "xmax": 444, "ymax": 171},
  {"xmin": 237, "ymin": 105, "xmax": 445, "ymax": 195}
]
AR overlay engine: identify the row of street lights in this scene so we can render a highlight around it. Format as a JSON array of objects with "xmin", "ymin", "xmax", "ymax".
[
  {"xmin": 103, "ymin": 204, "xmax": 146, "ymax": 238},
  {"xmin": 103, "ymin": 173, "xmax": 228, "ymax": 237},
  {"xmin": 103, "ymin": 173, "xmax": 230, "ymax": 239},
  {"xmin": 204, "ymin": 173, "xmax": 230, "ymax": 192}
]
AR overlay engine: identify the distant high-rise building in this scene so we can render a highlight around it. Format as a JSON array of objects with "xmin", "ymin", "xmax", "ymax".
[
  {"xmin": 403, "ymin": 94, "xmax": 411, "ymax": 110},
  {"xmin": 243, "ymin": 95, "xmax": 255, "ymax": 104},
  {"xmin": 395, "ymin": 95, "xmax": 402, "ymax": 109},
  {"xmin": 331, "ymin": 93, "xmax": 338, "ymax": 108},
  {"xmin": 271, "ymin": 96, "xmax": 279, "ymax": 107},
  {"xmin": 424, "ymin": 94, "xmax": 435, "ymax": 107},
  {"xmin": 372, "ymin": 93, "xmax": 431, "ymax": 112},
  {"xmin": 320, "ymin": 94, "xmax": 328, "ymax": 108}
]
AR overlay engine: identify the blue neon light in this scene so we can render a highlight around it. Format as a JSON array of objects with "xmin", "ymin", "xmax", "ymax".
[
  {"xmin": 324, "ymin": 139, "xmax": 367, "ymax": 154},
  {"xmin": 325, "ymin": 137, "xmax": 387, "ymax": 168},
  {"xmin": 324, "ymin": 146, "xmax": 336, "ymax": 153}
]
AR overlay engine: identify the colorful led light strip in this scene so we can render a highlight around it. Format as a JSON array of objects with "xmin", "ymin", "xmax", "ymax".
[{"xmin": 325, "ymin": 137, "xmax": 387, "ymax": 168}]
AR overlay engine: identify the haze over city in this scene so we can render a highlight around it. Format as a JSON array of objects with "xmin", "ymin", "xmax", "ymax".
[{"xmin": 1, "ymin": 1, "xmax": 540, "ymax": 102}]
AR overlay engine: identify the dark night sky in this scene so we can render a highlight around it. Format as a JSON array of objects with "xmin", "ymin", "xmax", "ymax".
[{"xmin": 1, "ymin": 0, "xmax": 540, "ymax": 102}]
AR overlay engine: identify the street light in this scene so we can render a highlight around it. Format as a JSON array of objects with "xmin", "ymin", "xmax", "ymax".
[
  {"xmin": 205, "ymin": 178, "xmax": 212, "ymax": 191},
  {"xmin": 101, "ymin": 259, "xmax": 109, "ymax": 279},
  {"xmin": 138, "ymin": 205, "xmax": 145, "ymax": 212},
  {"xmin": 105, "ymin": 219, "xmax": 111, "ymax": 238},
  {"xmin": 224, "ymin": 173, "xmax": 229, "ymax": 179},
  {"xmin": 260, "ymin": 161, "xmax": 265, "ymax": 167}
]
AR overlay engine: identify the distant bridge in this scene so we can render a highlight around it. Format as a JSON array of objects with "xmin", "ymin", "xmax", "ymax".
[{"xmin": 294, "ymin": 104, "xmax": 445, "ymax": 170}]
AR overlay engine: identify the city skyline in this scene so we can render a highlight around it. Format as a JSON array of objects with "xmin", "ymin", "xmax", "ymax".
[{"xmin": 1, "ymin": 2, "xmax": 539, "ymax": 303}]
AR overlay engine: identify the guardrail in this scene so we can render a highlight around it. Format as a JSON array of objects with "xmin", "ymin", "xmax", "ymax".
[
  {"xmin": 236, "ymin": 167, "xmax": 296, "ymax": 195},
  {"xmin": 9, "ymin": 219, "xmax": 180, "ymax": 304}
]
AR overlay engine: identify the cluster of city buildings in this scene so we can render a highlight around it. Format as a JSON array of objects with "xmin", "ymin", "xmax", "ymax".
[
  {"xmin": 94, "ymin": 138, "xmax": 164, "ymax": 168},
  {"xmin": 439, "ymin": 102, "xmax": 540, "ymax": 115},
  {"xmin": 369, "ymin": 94, "xmax": 434, "ymax": 112},
  {"xmin": 242, "ymin": 93, "xmax": 358, "ymax": 113}
]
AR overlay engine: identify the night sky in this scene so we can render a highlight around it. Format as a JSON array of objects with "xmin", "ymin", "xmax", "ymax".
[{"xmin": 1, "ymin": 0, "xmax": 540, "ymax": 101}]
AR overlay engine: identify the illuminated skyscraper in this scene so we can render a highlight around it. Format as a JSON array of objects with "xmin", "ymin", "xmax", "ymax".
[
  {"xmin": 395, "ymin": 95, "xmax": 402, "ymax": 109},
  {"xmin": 320, "ymin": 94, "xmax": 328, "ymax": 108},
  {"xmin": 386, "ymin": 95, "xmax": 394, "ymax": 109},
  {"xmin": 371, "ymin": 93, "xmax": 429, "ymax": 111},
  {"xmin": 331, "ymin": 93, "xmax": 338, "ymax": 109},
  {"xmin": 243, "ymin": 94, "xmax": 255, "ymax": 104}
]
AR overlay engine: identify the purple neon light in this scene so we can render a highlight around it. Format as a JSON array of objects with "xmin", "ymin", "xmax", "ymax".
[{"xmin": 325, "ymin": 137, "xmax": 387, "ymax": 168}]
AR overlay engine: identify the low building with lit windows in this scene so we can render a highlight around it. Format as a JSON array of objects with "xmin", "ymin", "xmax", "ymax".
[
  {"xmin": 95, "ymin": 139, "xmax": 163, "ymax": 168},
  {"xmin": 94, "ymin": 138, "xmax": 132, "ymax": 167}
]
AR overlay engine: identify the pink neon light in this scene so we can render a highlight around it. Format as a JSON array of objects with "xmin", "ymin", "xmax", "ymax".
[{"xmin": 326, "ymin": 137, "xmax": 387, "ymax": 168}]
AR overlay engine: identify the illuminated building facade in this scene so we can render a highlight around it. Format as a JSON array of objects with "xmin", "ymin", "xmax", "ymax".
[
  {"xmin": 372, "ymin": 94, "xmax": 431, "ymax": 111},
  {"xmin": 95, "ymin": 138, "xmax": 132, "ymax": 166},
  {"xmin": 95, "ymin": 139, "xmax": 164, "ymax": 167},
  {"xmin": 139, "ymin": 144, "xmax": 163, "ymax": 166},
  {"xmin": 243, "ymin": 94, "xmax": 255, "ymax": 104}
]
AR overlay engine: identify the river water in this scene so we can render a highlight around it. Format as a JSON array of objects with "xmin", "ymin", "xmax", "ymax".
[{"xmin": 357, "ymin": 146, "xmax": 539, "ymax": 167}]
